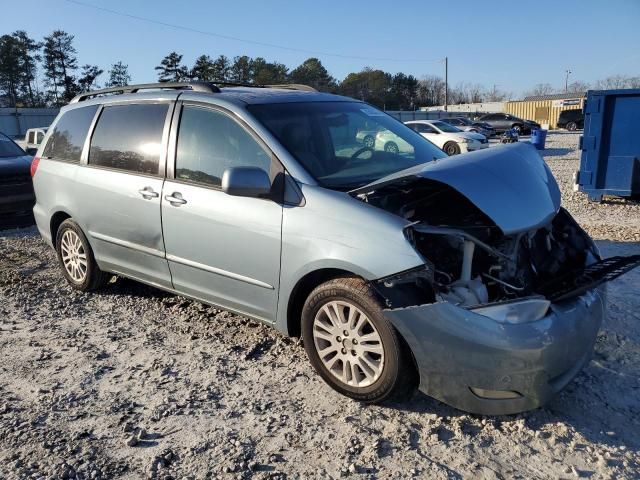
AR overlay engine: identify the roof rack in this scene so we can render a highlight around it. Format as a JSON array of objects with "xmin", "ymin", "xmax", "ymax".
[
  {"xmin": 70, "ymin": 81, "xmax": 318, "ymax": 104},
  {"xmin": 70, "ymin": 81, "xmax": 221, "ymax": 103},
  {"xmin": 266, "ymin": 84, "xmax": 317, "ymax": 92}
]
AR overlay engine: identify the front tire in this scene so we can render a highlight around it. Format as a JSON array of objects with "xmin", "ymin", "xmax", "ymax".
[
  {"xmin": 55, "ymin": 219, "xmax": 110, "ymax": 291},
  {"xmin": 301, "ymin": 277, "xmax": 415, "ymax": 403},
  {"xmin": 443, "ymin": 141, "xmax": 461, "ymax": 155},
  {"xmin": 566, "ymin": 121, "xmax": 577, "ymax": 131},
  {"xmin": 512, "ymin": 124, "xmax": 523, "ymax": 134},
  {"xmin": 384, "ymin": 142, "xmax": 399, "ymax": 154}
]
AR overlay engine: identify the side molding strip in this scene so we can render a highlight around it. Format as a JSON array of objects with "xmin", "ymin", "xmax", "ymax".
[
  {"xmin": 88, "ymin": 231, "xmax": 166, "ymax": 259},
  {"xmin": 166, "ymin": 254, "xmax": 274, "ymax": 290}
]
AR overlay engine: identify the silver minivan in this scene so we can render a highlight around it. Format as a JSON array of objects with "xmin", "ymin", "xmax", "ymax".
[{"xmin": 31, "ymin": 82, "xmax": 639, "ymax": 415}]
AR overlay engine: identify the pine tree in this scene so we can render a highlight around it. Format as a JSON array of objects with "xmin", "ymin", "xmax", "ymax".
[
  {"xmin": 12, "ymin": 31, "xmax": 40, "ymax": 106},
  {"xmin": 229, "ymin": 56, "xmax": 252, "ymax": 83},
  {"xmin": 289, "ymin": 58, "xmax": 336, "ymax": 91},
  {"xmin": 191, "ymin": 55, "xmax": 216, "ymax": 81},
  {"xmin": 106, "ymin": 61, "xmax": 131, "ymax": 87},
  {"xmin": 78, "ymin": 65, "xmax": 103, "ymax": 92},
  {"xmin": 212, "ymin": 55, "xmax": 230, "ymax": 81},
  {"xmin": 0, "ymin": 34, "xmax": 21, "ymax": 107},
  {"xmin": 43, "ymin": 30, "xmax": 79, "ymax": 104},
  {"xmin": 155, "ymin": 52, "xmax": 189, "ymax": 82}
]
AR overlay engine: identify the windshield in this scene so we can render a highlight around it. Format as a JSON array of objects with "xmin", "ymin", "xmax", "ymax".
[
  {"xmin": 248, "ymin": 101, "xmax": 447, "ymax": 190},
  {"xmin": 431, "ymin": 121, "xmax": 462, "ymax": 133},
  {"xmin": 0, "ymin": 133, "xmax": 26, "ymax": 158},
  {"xmin": 455, "ymin": 117, "xmax": 472, "ymax": 125}
]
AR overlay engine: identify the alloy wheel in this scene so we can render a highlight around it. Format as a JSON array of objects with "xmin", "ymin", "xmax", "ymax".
[
  {"xmin": 60, "ymin": 229, "xmax": 88, "ymax": 283},
  {"xmin": 312, "ymin": 300, "xmax": 385, "ymax": 388}
]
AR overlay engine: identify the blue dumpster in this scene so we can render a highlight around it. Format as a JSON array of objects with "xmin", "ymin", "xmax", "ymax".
[
  {"xmin": 530, "ymin": 128, "xmax": 547, "ymax": 150},
  {"xmin": 576, "ymin": 89, "xmax": 640, "ymax": 201}
]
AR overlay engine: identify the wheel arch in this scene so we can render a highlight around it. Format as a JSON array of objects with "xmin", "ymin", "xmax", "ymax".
[
  {"xmin": 50, "ymin": 211, "xmax": 73, "ymax": 248},
  {"xmin": 286, "ymin": 267, "xmax": 363, "ymax": 338}
]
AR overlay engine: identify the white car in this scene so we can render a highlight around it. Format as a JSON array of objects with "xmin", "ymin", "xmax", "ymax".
[
  {"xmin": 374, "ymin": 129, "xmax": 414, "ymax": 154},
  {"xmin": 16, "ymin": 127, "xmax": 48, "ymax": 155},
  {"xmin": 404, "ymin": 120, "xmax": 488, "ymax": 155}
]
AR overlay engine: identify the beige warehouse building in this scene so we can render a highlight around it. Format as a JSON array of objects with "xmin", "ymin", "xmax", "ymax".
[{"xmin": 504, "ymin": 93, "xmax": 584, "ymax": 129}]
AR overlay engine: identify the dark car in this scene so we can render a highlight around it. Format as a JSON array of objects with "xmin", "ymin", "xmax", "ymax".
[
  {"xmin": 557, "ymin": 109, "xmax": 584, "ymax": 131},
  {"xmin": 440, "ymin": 117, "xmax": 496, "ymax": 138},
  {"xmin": 0, "ymin": 132, "xmax": 35, "ymax": 227},
  {"xmin": 477, "ymin": 113, "xmax": 540, "ymax": 134}
]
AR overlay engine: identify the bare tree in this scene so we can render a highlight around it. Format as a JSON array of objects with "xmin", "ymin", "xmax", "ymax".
[
  {"xmin": 416, "ymin": 75, "xmax": 445, "ymax": 107},
  {"xmin": 525, "ymin": 83, "xmax": 555, "ymax": 97}
]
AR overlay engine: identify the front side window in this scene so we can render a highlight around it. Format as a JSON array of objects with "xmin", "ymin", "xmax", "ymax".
[
  {"xmin": 175, "ymin": 105, "xmax": 272, "ymax": 187},
  {"xmin": 42, "ymin": 105, "xmax": 98, "ymax": 162},
  {"xmin": 89, "ymin": 103, "xmax": 169, "ymax": 175},
  {"xmin": 249, "ymin": 102, "xmax": 446, "ymax": 191},
  {"xmin": 36, "ymin": 131, "xmax": 45, "ymax": 144}
]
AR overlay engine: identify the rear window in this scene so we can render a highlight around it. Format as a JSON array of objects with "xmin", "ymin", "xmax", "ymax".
[
  {"xmin": 89, "ymin": 103, "xmax": 169, "ymax": 175},
  {"xmin": 0, "ymin": 133, "xmax": 25, "ymax": 158},
  {"xmin": 42, "ymin": 105, "xmax": 99, "ymax": 162}
]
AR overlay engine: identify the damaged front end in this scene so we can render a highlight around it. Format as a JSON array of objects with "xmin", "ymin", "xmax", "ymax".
[
  {"xmin": 351, "ymin": 143, "xmax": 639, "ymax": 414},
  {"xmin": 352, "ymin": 143, "xmax": 639, "ymax": 313}
]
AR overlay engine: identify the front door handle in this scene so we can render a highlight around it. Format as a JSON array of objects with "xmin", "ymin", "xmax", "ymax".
[
  {"xmin": 138, "ymin": 186, "xmax": 159, "ymax": 199},
  {"xmin": 165, "ymin": 192, "xmax": 187, "ymax": 206}
]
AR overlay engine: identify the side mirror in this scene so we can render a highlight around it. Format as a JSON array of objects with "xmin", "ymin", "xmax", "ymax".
[
  {"xmin": 26, "ymin": 147, "xmax": 38, "ymax": 156},
  {"xmin": 222, "ymin": 166, "xmax": 272, "ymax": 198}
]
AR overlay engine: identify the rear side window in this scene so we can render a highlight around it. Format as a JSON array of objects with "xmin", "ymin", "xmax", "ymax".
[
  {"xmin": 175, "ymin": 105, "xmax": 272, "ymax": 187},
  {"xmin": 89, "ymin": 103, "xmax": 169, "ymax": 175},
  {"xmin": 42, "ymin": 105, "xmax": 98, "ymax": 162}
]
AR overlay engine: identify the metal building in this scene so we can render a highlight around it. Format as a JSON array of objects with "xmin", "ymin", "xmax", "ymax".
[{"xmin": 504, "ymin": 93, "xmax": 584, "ymax": 129}]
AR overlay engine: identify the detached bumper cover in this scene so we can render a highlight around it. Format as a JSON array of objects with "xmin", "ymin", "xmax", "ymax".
[{"xmin": 385, "ymin": 287, "xmax": 606, "ymax": 415}]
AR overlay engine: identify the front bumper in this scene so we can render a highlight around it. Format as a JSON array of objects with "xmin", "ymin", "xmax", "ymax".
[
  {"xmin": 385, "ymin": 287, "xmax": 606, "ymax": 415},
  {"xmin": 463, "ymin": 142, "xmax": 489, "ymax": 152}
]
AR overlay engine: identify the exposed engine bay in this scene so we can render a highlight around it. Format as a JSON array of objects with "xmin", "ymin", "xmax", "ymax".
[{"xmin": 356, "ymin": 179, "xmax": 638, "ymax": 309}]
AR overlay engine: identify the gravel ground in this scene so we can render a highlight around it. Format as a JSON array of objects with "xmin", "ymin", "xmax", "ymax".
[{"xmin": 1, "ymin": 132, "xmax": 639, "ymax": 479}]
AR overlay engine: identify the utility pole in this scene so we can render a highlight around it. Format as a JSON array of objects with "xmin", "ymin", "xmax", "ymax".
[
  {"xmin": 444, "ymin": 56, "xmax": 448, "ymax": 111},
  {"xmin": 565, "ymin": 69, "xmax": 572, "ymax": 93}
]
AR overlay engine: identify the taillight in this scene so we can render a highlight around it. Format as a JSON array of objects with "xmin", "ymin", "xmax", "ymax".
[{"xmin": 30, "ymin": 156, "xmax": 40, "ymax": 177}]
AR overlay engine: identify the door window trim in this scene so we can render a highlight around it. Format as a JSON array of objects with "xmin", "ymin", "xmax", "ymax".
[
  {"xmin": 167, "ymin": 101, "xmax": 285, "ymax": 192},
  {"xmin": 81, "ymin": 99, "xmax": 175, "ymax": 179}
]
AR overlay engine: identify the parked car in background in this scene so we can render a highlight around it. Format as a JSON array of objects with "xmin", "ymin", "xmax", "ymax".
[
  {"xmin": 404, "ymin": 120, "xmax": 488, "ymax": 155},
  {"xmin": 477, "ymin": 113, "xmax": 540, "ymax": 134},
  {"xmin": 355, "ymin": 129, "xmax": 377, "ymax": 148},
  {"xmin": 557, "ymin": 109, "xmax": 583, "ymax": 131},
  {"xmin": 440, "ymin": 117, "xmax": 495, "ymax": 138},
  {"xmin": 0, "ymin": 132, "xmax": 35, "ymax": 227},
  {"xmin": 16, "ymin": 127, "xmax": 48, "ymax": 155},
  {"xmin": 30, "ymin": 81, "xmax": 640, "ymax": 416}
]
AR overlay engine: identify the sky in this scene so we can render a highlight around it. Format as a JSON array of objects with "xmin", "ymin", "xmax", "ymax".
[{"xmin": 1, "ymin": 0, "xmax": 639, "ymax": 97}]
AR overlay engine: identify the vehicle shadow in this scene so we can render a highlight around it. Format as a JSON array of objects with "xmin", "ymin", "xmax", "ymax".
[
  {"xmin": 388, "ymin": 238, "xmax": 640, "ymax": 454},
  {"xmin": 0, "ymin": 213, "xmax": 35, "ymax": 231},
  {"xmin": 541, "ymin": 147, "xmax": 574, "ymax": 157}
]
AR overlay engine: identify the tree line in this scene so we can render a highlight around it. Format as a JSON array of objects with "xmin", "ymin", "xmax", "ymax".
[{"xmin": 1, "ymin": 29, "xmax": 639, "ymax": 110}]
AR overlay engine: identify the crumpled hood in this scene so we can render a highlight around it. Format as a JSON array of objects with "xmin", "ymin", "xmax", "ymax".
[{"xmin": 353, "ymin": 143, "xmax": 561, "ymax": 234}]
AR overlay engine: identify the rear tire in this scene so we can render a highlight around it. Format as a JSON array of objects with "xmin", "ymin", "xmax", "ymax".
[
  {"xmin": 443, "ymin": 141, "xmax": 461, "ymax": 155},
  {"xmin": 512, "ymin": 124, "xmax": 523, "ymax": 134},
  {"xmin": 301, "ymin": 277, "xmax": 416, "ymax": 403},
  {"xmin": 363, "ymin": 135, "xmax": 374, "ymax": 148},
  {"xmin": 566, "ymin": 121, "xmax": 577, "ymax": 131},
  {"xmin": 55, "ymin": 219, "xmax": 110, "ymax": 291}
]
